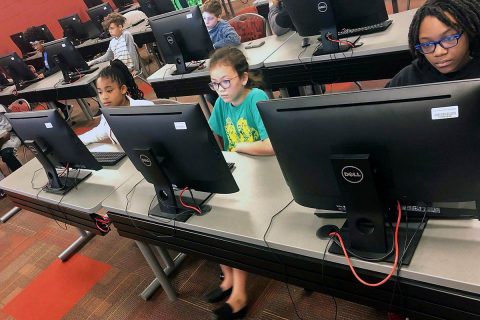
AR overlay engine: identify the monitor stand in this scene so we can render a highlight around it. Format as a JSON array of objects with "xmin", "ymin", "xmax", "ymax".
[
  {"xmin": 163, "ymin": 32, "xmax": 199, "ymax": 75},
  {"xmin": 312, "ymin": 28, "xmax": 351, "ymax": 56},
  {"xmin": 324, "ymin": 154, "xmax": 427, "ymax": 265},
  {"xmin": 24, "ymin": 140, "xmax": 91, "ymax": 195},
  {"xmin": 132, "ymin": 148, "xmax": 211, "ymax": 222}
]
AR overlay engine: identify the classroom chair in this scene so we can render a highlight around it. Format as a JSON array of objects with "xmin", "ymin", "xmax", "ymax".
[{"xmin": 228, "ymin": 13, "xmax": 269, "ymax": 43}]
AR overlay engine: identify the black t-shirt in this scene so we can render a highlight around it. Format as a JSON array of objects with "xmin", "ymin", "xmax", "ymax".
[{"xmin": 386, "ymin": 58, "xmax": 480, "ymax": 88}]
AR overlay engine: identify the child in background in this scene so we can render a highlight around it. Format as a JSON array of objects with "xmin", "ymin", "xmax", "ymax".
[
  {"xmin": 202, "ymin": 0, "xmax": 241, "ymax": 49},
  {"xmin": 88, "ymin": 12, "xmax": 140, "ymax": 74},
  {"xmin": 206, "ymin": 46, "xmax": 273, "ymax": 320},
  {"xmin": 79, "ymin": 60, "xmax": 153, "ymax": 145},
  {"xmin": 387, "ymin": 0, "xmax": 480, "ymax": 87}
]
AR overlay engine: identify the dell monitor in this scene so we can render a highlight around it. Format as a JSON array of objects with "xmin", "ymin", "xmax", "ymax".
[
  {"xmin": 112, "ymin": 0, "xmax": 134, "ymax": 11},
  {"xmin": 138, "ymin": 0, "xmax": 176, "ymax": 17},
  {"xmin": 84, "ymin": 0, "xmax": 104, "ymax": 8},
  {"xmin": 88, "ymin": 3, "xmax": 114, "ymax": 32},
  {"xmin": 58, "ymin": 14, "xmax": 90, "ymax": 44},
  {"xmin": 258, "ymin": 79, "xmax": 480, "ymax": 265},
  {"xmin": 102, "ymin": 104, "xmax": 239, "ymax": 221},
  {"xmin": 43, "ymin": 38, "xmax": 98, "ymax": 84},
  {"xmin": 282, "ymin": 0, "xmax": 389, "ymax": 55},
  {"xmin": 6, "ymin": 110, "xmax": 102, "ymax": 194},
  {"xmin": 36, "ymin": 25, "xmax": 55, "ymax": 42},
  {"xmin": 10, "ymin": 32, "xmax": 35, "ymax": 57},
  {"xmin": 149, "ymin": 6, "xmax": 214, "ymax": 74},
  {"xmin": 0, "ymin": 52, "xmax": 39, "ymax": 89}
]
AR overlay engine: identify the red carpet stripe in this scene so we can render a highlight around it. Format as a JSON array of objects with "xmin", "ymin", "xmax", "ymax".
[{"xmin": 2, "ymin": 254, "xmax": 111, "ymax": 320}]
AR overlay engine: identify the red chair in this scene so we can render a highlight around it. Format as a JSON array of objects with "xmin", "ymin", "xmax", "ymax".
[{"xmin": 228, "ymin": 13, "xmax": 268, "ymax": 43}]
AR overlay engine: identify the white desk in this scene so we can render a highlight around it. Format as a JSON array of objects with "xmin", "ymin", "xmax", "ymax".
[
  {"xmin": 1, "ymin": 62, "xmax": 109, "ymax": 120},
  {"xmin": 103, "ymin": 152, "xmax": 480, "ymax": 319},
  {"xmin": 0, "ymin": 143, "xmax": 137, "ymax": 261},
  {"xmin": 146, "ymin": 32, "xmax": 295, "ymax": 99},
  {"xmin": 264, "ymin": 9, "xmax": 416, "ymax": 67},
  {"xmin": 262, "ymin": 9, "xmax": 417, "ymax": 89}
]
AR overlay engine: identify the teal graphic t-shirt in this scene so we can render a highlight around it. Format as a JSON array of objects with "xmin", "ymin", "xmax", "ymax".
[{"xmin": 208, "ymin": 88, "xmax": 269, "ymax": 151}]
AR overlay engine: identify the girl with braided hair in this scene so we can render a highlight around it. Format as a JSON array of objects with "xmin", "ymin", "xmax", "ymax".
[
  {"xmin": 79, "ymin": 59, "xmax": 153, "ymax": 145},
  {"xmin": 387, "ymin": 0, "xmax": 480, "ymax": 87}
]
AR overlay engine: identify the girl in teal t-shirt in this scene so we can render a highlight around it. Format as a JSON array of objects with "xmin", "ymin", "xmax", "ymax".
[
  {"xmin": 208, "ymin": 47, "xmax": 274, "ymax": 155},
  {"xmin": 206, "ymin": 47, "xmax": 274, "ymax": 320}
]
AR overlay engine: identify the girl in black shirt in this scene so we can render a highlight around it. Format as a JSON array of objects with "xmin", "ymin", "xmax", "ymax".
[{"xmin": 387, "ymin": 0, "xmax": 480, "ymax": 87}]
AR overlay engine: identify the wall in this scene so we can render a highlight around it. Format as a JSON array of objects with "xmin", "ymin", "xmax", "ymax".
[{"xmin": 0, "ymin": 0, "xmax": 118, "ymax": 56}]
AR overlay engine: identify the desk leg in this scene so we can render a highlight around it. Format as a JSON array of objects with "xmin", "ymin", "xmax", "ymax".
[
  {"xmin": 58, "ymin": 228, "xmax": 94, "ymax": 262},
  {"xmin": 392, "ymin": 0, "xmax": 399, "ymax": 13},
  {"xmin": 1, "ymin": 206, "xmax": 21, "ymax": 223},
  {"xmin": 76, "ymin": 98, "xmax": 94, "ymax": 121},
  {"xmin": 155, "ymin": 246, "xmax": 187, "ymax": 275},
  {"xmin": 198, "ymin": 95, "xmax": 212, "ymax": 118},
  {"xmin": 226, "ymin": 0, "xmax": 235, "ymax": 17},
  {"xmin": 136, "ymin": 241, "xmax": 178, "ymax": 301}
]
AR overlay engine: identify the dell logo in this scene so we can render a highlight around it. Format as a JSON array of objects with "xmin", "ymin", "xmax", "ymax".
[
  {"xmin": 140, "ymin": 154, "xmax": 152, "ymax": 167},
  {"xmin": 341, "ymin": 166, "xmax": 363, "ymax": 184},
  {"xmin": 318, "ymin": 1, "xmax": 328, "ymax": 13},
  {"xmin": 166, "ymin": 36, "xmax": 174, "ymax": 45}
]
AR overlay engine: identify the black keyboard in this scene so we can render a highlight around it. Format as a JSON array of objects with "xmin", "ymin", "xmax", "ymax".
[
  {"xmin": 338, "ymin": 20, "xmax": 393, "ymax": 38},
  {"xmin": 92, "ymin": 151, "xmax": 126, "ymax": 166}
]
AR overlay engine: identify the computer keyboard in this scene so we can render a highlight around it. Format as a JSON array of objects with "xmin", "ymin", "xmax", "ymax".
[
  {"xmin": 16, "ymin": 78, "xmax": 41, "ymax": 90},
  {"xmin": 337, "ymin": 20, "xmax": 393, "ymax": 38},
  {"xmin": 92, "ymin": 151, "xmax": 126, "ymax": 166}
]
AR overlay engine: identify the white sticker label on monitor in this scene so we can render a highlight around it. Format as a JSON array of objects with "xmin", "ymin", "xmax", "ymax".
[
  {"xmin": 45, "ymin": 123, "xmax": 53, "ymax": 129},
  {"xmin": 186, "ymin": 13, "xmax": 193, "ymax": 19},
  {"xmin": 431, "ymin": 106, "xmax": 458, "ymax": 120},
  {"xmin": 174, "ymin": 122, "xmax": 187, "ymax": 130}
]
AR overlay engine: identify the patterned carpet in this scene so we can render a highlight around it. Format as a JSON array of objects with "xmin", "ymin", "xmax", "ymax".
[{"xmin": 0, "ymin": 209, "xmax": 389, "ymax": 320}]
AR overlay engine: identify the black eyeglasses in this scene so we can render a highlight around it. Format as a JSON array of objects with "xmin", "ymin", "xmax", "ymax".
[
  {"xmin": 208, "ymin": 76, "xmax": 239, "ymax": 91},
  {"xmin": 415, "ymin": 31, "xmax": 463, "ymax": 54}
]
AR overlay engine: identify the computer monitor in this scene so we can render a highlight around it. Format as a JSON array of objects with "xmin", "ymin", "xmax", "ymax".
[
  {"xmin": 0, "ymin": 67, "xmax": 13, "ymax": 87},
  {"xmin": 87, "ymin": 3, "xmax": 114, "ymax": 32},
  {"xmin": 149, "ymin": 6, "xmax": 213, "ymax": 74},
  {"xmin": 43, "ymin": 37, "xmax": 98, "ymax": 84},
  {"xmin": 84, "ymin": 0, "xmax": 104, "ymax": 8},
  {"xmin": 36, "ymin": 25, "xmax": 55, "ymax": 42},
  {"xmin": 5, "ymin": 109, "xmax": 102, "ymax": 194},
  {"xmin": 138, "ymin": 0, "xmax": 176, "ymax": 17},
  {"xmin": 0, "ymin": 52, "xmax": 38, "ymax": 89},
  {"xmin": 58, "ymin": 14, "xmax": 90, "ymax": 44},
  {"xmin": 102, "ymin": 104, "xmax": 239, "ymax": 221},
  {"xmin": 258, "ymin": 79, "xmax": 480, "ymax": 264},
  {"xmin": 282, "ymin": 0, "xmax": 388, "ymax": 54},
  {"xmin": 112, "ymin": 0, "xmax": 134, "ymax": 11},
  {"xmin": 10, "ymin": 32, "xmax": 35, "ymax": 57}
]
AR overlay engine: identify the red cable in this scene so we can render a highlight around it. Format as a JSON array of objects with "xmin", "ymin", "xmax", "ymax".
[
  {"xmin": 179, "ymin": 187, "xmax": 202, "ymax": 215},
  {"xmin": 326, "ymin": 34, "xmax": 355, "ymax": 48},
  {"xmin": 329, "ymin": 201, "xmax": 401, "ymax": 287}
]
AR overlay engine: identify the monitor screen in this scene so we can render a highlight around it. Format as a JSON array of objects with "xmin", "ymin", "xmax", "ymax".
[
  {"xmin": 282, "ymin": 0, "xmax": 388, "ymax": 54},
  {"xmin": 36, "ymin": 25, "xmax": 55, "ymax": 42},
  {"xmin": 84, "ymin": 0, "xmax": 104, "ymax": 8},
  {"xmin": 102, "ymin": 104, "xmax": 239, "ymax": 221},
  {"xmin": 6, "ymin": 110, "xmax": 102, "ymax": 194},
  {"xmin": 43, "ymin": 37, "xmax": 95, "ymax": 83},
  {"xmin": 112, "ymin": 0, "xmax": 134, "ymax": 10},
  {"xmin": 258, "ymin": 79, "xmax": 480, "ymax": 262},
  {"xmin": 149, "ymin": 6, "xmax": 213, "ymax": 74},
  {"xmin": 9, "ymin": 32, "xmax": 34, "ymax": 56},
  {"xmin": 0, "ymin": 52, "xmax": 37, "ymax": 87},
  {"xmin": 58, "ymin": 14, "xmax": 90, "ymax": 43},
  {"xmin": 87, "ymin": 3, "xmax": 114, "ymax": 31},
  {"xmin": 138, "ymin": 0, "xmax": 176, "ymax": 17}
]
